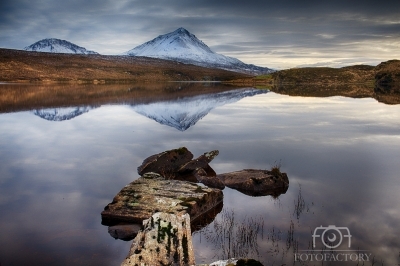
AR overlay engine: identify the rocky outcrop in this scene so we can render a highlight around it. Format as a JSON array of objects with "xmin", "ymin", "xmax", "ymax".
[
  {"xmin": 101, "ymin": 175, "xmax": 223, "ymax": 226},
  {"xmin": 100, "ymin": 147, "xmax": 291, "ymax": 265},
  {"xmin": 218, "ymin": 169, "xmax": 289, "ymax": 197},
  {"xmin": 121, "ymin": 212, "xmax": 195, "ymax": 266},
  {"xmin": 138, "ymin": 147, "xmax": 225, "ymax": 189}
]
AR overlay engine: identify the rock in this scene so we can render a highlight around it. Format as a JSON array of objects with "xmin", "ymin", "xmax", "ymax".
[
  {"xmin": 236, "ymin": 259, "xmax": 264, "ymax": 266},
  {"xmin": 137, "ymin": 147, "xmax": 193, "ymax": 178},
  {"xmin": 194, "ymin": 168, "xmax": 225, "ymax": 190},
  {"xmin": 177, "ymin": 150, "xmax": 224, "ymax": 189},
  {"xmin": 177, "ymin": 150, "xmax": 219, "ymax": 175},
  {"xmin": 108, "ymin": 224, "xmax": 141, "ymax": 241},
  {"xmin": 101, "ymin": 177, "xmax": 223, "ymax": 226},
  {"xmin": 121, "ymin": 212, "xmax": 195, "ymax": 266},
  {"xmin": 142, "ymin": 172, "xmax": 163, "ymax": 179},
  {"xmin": 217, "ymin": 169, "xmax": 289, "ymax": 197}
]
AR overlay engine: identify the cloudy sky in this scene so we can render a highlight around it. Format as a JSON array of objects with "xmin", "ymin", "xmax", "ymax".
[{"xmin": 1, "ymin": 0, "xmax": 400, "ymax": 69}]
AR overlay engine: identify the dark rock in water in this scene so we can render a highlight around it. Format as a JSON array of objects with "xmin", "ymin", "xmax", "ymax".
[
  {"xmin": 236, "ymin": 258, "xmax": 264, "ymax": 266},
  {"xmin": 178, "ymin": 150, "xmax": 219, "ymax": 175},
  {"xmin": 193, "ymin": 168, "xmax": 225, "ymax": 190},
  {"xmin": 177, "ymin": 150, "xmax": 224, "ymax": 189},
  {"xmin": 108, "ymin": 224, "xmax": 141, "ymax": 241},
  {"xmin": 138, "ymin": 147, "xmax": 223, "ymax": 189},
  {"xmin": 137, "ymin": 147, "xmax": 193, "ymax": 177},
  {"xmin": 217, "ymin": 169, "xmax": 289, "ymax": 197},
  {"xmin": 101, "ymin": 177, "xmax": 223, "ymax": 226}
]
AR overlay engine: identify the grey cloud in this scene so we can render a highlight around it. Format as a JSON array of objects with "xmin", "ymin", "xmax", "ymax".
[{"xmin": 1, "ymin": 0, "xmax": 400, "ymax": 68}]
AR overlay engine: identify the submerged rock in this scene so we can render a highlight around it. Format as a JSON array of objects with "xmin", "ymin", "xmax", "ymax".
[
  {"xmin": 108, "ymin": 224, "xmax": 141, "ymax": 241},
  {"xmin": 217, "ymin": 169, "xmax": 289, "ymax": 197},
  {"xmin": 121, "ymin": 212, "xmax": 195, "ymax": 266},
  {"xmin": 101, "ymin": 177, "xmax": 223, "ymax": 226}
]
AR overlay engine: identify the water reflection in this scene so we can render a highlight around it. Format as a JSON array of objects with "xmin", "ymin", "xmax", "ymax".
[
  {"xmin": 271, "ymin": 84, "xmax": 400, "ymax": 105},
  {"xmin": 33, "ymin": 106, "xmax": 97, "ymax": 121},
  {"xmin": 5, "ymin": 83, "xmax": 268, "ymax": 131},
  {"xmin": 0, "ymin": 83, "xmax": 400, "ymax": 265},
  {"xmin": 198, "ymin": 208, "xmax": 264, "ymax": 260},
  {"xmin": 130, "ymin": 88, "xmax": 268, "ymax": 131}
]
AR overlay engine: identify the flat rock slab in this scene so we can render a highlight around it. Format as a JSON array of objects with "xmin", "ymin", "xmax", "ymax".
[
  {"xmin": 217, "ymin": 169, "xmax": 289, "ymax": 197},
  {"xmin": 101, "ymin": 177, "xmax": 223, "ymax": 225}
]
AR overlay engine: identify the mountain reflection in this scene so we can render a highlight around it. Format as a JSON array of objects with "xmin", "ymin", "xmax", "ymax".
[
  {"xmin": 19, "ymin": 83, "xmax": 268, "ymax": 130},
  {"xmin": 130, "ymin": 88, "xmax": 268, "ymax": 131},
  {"xmin": 33, "ymin": 106, "xmax": 97, "ymax": 121}
]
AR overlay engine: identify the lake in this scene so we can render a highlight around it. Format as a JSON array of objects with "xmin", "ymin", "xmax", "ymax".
[{"xmin": 0, "ymin": 83, "xmax": 399, "ymax": 266}]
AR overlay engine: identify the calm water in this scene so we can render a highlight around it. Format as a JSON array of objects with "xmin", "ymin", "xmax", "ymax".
[{"xmin": 0, "ymin": 84, "xmax": 399, "ymax": 266}]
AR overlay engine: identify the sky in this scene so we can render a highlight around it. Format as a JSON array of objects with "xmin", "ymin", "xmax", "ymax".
[{"xmin": 1, "ymin": 0, "xmax": 400, "ymax": 69}]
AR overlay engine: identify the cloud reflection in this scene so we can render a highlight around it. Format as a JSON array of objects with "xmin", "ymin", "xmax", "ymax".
[{"xmin": 0, "ymin": 89, "xmax": 400, "ymax": 265}]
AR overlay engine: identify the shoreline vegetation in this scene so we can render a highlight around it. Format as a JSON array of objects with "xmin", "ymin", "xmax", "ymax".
[
  {"xmin": 1, "ymin": 48, "xmax": 399, "ymax": 88},
  {"xmin": 1, "ymin": 48, "xmax": 399, "ymax": 105}
]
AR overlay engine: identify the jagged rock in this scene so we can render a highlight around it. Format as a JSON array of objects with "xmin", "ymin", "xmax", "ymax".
[
  {"xmin": 217, "ymin": 169, "xmax": 289, "ymax": 197},
  {"xmin": 178, "ymin": 150, "xmax": 219, "ymax": 175},
  {"xmin": 177, "ymin": 150, "xmax": 224, "ymax": 189},
  {"xmin": 121, "ymin": 212, "xmax": 195, "ymax": 266},
  {"xmin": 101, "ymin": 177, "xmax": 223, "ymax": 226},
  {"xmin": 138, "ymin": 147, "xmax": 223, "ymax": 189},
  {"xmin": 108, "ymin": 224, "xmax": 141, "ymax": 241},
  {"xmin": 137, "ymin": 147, "xmax": 194, "ymax": 177}
]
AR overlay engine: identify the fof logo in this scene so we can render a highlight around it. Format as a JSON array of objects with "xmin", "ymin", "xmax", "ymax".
[
  {"xmin": 295, "ymin": 225, "xmax": 372, "ymax": 262},
  {"xmin": 312, "ymin": 225, "xmax": 351, "ymax": 248},
  {"xmin": 312, "ymin": 225, "xmax": 352, "ymax": 249}
]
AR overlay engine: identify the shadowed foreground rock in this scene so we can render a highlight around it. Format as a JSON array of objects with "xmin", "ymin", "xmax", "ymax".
[
  {"xmin": 218, "ymin": 169, "xmax": 289, "ymax": 197},
  {"xmin": 121, "ymin": 212, "xmax": 195, "ymax": 266}
]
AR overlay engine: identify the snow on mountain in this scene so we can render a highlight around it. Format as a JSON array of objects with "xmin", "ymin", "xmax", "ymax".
[
  {"xmin": 24, "ymin": 38, "xmax": 98, "ymax": 54},
  {"xmin": 33, "ymin": 106, "xmax": 96, "ymax": 121},
  {"xmin": 131, "ymin": 88, "xmax": 269, "ymax": 131},
  {"xmin": 124, "ymin": 28, "xmax": 272, "ymax": 75}
]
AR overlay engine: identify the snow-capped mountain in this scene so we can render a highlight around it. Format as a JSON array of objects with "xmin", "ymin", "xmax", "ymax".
[
  {"xmin": 131, "ymin": 88, "xmax": 269, "ymax": 131},
  {"xmin": 24, "ymin": 38, "xmax": 98, "ymax": 54},
  {"xmin": 124, "ymin": 28, "xmax": 272, "ymax": 75},
  {"xmin": 33, "ymin": 106, "xmax": 96, "ymax": 121}
]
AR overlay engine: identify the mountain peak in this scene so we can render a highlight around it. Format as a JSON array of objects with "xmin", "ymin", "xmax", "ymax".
[
  {"xmin": 174, "ymin": 27, "xmax": 190, "ymax": 35},
  {"xmin": 124, "ymin": 28, "xmax": 273, "ymax": 75},
  {"xmin": 24, "ymin": 38, "xmax": 98, "ymax": 55}
]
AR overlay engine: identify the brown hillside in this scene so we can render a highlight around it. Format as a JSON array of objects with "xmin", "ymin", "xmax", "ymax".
[{"xmin": 0, "ymin": 48, "xmax": 250, "ymax": 83}]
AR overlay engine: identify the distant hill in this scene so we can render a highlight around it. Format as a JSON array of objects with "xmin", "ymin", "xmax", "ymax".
[
  {"xmin": 24, "ymin": 38, "xmax": 98, "ymax": 54},
  {"xmin": 124, "ymin": 27, "xmax": 273, "ymax": 75}
]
